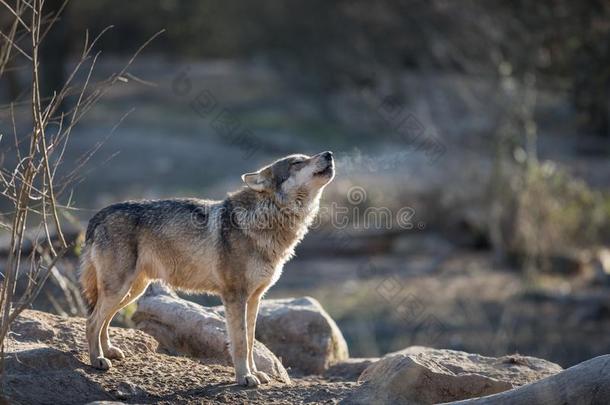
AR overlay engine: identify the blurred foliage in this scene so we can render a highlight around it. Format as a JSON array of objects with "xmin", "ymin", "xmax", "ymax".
[
  {"xmin": 493, "ymin": 154, "xmax": 610, "ymax": 268},
  {"xmin": 56, "ymin": 0, "xmax": 610, "ymax": 135}
]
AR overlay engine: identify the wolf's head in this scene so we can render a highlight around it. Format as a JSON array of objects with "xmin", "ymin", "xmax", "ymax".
[{"xmin": 241, "ymin": 151, "xmax": 335, "ymax": 205}]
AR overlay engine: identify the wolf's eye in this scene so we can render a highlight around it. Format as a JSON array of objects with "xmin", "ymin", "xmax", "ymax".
[{"xmin": 291, "ymin": 161, "xmax": 306, "ymax": 169}]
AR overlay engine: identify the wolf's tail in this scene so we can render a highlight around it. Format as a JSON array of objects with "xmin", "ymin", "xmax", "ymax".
[{"xmin": 79, "ymin": 248, "xmax": 98, "ymax": 315}]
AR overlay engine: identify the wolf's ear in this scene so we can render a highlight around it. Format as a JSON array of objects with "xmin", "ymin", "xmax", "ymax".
[{"xmin": 241, "ymin": 171, "xmax": 268, "ymax": 192}]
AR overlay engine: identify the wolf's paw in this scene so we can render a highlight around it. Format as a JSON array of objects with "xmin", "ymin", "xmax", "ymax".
[
  {"xmin": 105, "ymin": 346, "xmax": 125, "ymax": 360},
  {"xmin": 92, "ymin": 356, "xmax": 112, "ymax": 370},
  {"xmin": 253, "ymin": 371, "xmax": 271, "ymax": 384},
  {"xmin": 237, "ymin": 373, "xmax": 261, "ymax": 387}
]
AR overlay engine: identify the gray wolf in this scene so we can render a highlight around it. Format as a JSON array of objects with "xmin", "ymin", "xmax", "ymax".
[{"xmin": 79, "ymin": 151, "xmax": 335, "ymax": 387}]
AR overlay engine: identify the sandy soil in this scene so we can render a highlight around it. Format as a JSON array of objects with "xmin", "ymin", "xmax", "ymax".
[{"xmin": 4, "ymin": 310, "xmax": 357, "ymax": 404}]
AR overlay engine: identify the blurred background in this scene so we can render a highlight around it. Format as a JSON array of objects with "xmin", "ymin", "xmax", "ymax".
[{"xmin": 1, "ymin": 0, "xmax": 610, "ymax": 368}]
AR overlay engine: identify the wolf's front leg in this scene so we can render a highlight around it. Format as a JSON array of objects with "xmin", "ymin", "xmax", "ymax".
[
  {"xmin": 246, "ymin": 291, "xmax": 270, "ymax": 384},
  {"xmin": 224, "ymin": 296, "xmax": 260, "ymax": 387}
]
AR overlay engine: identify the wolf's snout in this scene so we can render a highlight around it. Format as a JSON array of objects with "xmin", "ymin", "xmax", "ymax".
[{"xmin": 312, "ymin": 151, "xmax": 335, "ymax": 180}]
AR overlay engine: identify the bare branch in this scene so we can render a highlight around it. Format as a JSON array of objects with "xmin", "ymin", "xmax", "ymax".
[{"xmin": 0, "ymin": 0, "xmax": 30, "ymax": 33}]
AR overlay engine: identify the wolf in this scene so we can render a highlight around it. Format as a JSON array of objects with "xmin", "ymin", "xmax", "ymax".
[{"xmin": 79, "ymin": 151, "xmax": 335, "ymax": 387}]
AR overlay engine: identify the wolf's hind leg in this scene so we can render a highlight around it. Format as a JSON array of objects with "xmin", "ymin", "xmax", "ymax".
[
  {"xmin": 88, "ymin": 290, "xmax": 129, "ymax": 369},
  {"xmin": 101, "ymin": 274, "xmax": 149, "ymax": 360},
  {"xmin": 86, "ymin": 303, "xmax": 111, "ymax": 370},
  {"xmin": 88, "ymin": 275, "xmax": 134, "ymax": 369}
]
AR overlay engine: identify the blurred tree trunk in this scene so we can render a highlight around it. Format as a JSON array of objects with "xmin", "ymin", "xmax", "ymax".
[{"xmin": 40, "ymin": 0, "xmax": 68, "ymax": 112}]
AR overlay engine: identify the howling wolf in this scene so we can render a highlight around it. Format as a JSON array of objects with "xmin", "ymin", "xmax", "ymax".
[{"xmin": 80, "ymin": 151, "xmax": 335, "ymax": 387}]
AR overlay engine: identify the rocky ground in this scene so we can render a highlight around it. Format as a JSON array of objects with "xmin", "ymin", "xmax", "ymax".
[{"xmin": 7, "ymin": 307, "xmax": 607, "ymax": 404}]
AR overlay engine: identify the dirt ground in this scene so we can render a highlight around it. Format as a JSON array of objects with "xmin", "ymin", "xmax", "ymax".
[{"xmin": 4, "ymin": 310, "xmax": 356, "ymax": 404}]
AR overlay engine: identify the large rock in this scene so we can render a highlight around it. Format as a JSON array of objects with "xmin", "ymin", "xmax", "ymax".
[
  {"xmin": 133, "ymin": 285, "xmax": 349, "ymax": 375},
  {"xmin": 252, "ymin": 297, "xmax": 349, "ymax": 374},
  {"xmin": 345, "ymin": 347, "xmax": 562, "ymax": 404},
  {"xmin": 132, "ymin": 284, "xmax": 291, "ymax": 384}
]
